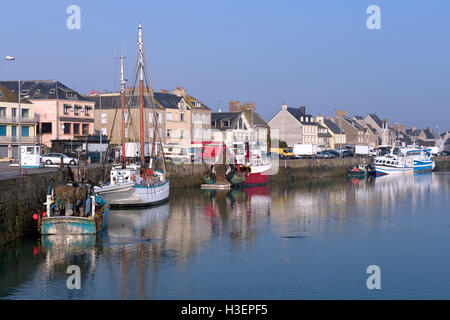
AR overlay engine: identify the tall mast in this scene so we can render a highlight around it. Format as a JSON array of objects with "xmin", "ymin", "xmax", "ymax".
[
  {"xmin": 120, "ymin": 55, "xmax": 126, "ymax": 168},
  {"xmin": 138, "ymin": 23, "xmax": 146, "ymax": 167}
]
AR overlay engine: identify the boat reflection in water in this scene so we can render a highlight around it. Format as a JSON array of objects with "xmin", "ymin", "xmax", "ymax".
[
  {"xmin": 107, "ymin": 203, "xmax": 170, "ymax": 239},
  {"xmin": 4, "ymin": 172, "xmax": 450, "ymax": 299}
]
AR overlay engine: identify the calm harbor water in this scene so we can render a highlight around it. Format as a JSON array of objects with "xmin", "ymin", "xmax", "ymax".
[{"xmin": 1, "ymin": 172, "xmax": 450, "ymax": 299}]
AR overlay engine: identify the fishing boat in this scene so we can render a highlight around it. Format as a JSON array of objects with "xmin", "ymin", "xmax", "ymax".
[
  {"xmin": 347, "ymin": 163, "xmax": 375, "ymax": 178},
  {"xmin": 36, "ymin": 182, "xmax": 110, "ymax": 235},
  {"xmin": 94, "ymin": 24, "xmax": 170, "ymax": 207},
  {"xmin": 225, "ymin": 142, "xmax": 272, "ymax": 187},
  {"xmin": 374, "ymin": 147, "xmax": 435, "ymax": 176}
]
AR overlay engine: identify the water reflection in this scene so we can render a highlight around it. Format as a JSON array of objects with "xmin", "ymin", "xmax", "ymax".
[{"xmin": 2, "ymin": 172, "xmax": 450, "ymax": 299}]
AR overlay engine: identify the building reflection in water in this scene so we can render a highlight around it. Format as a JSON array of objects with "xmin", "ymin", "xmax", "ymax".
[{"xmin": 3, "ymin": 172, "xmax": 450, "ymax": 299}]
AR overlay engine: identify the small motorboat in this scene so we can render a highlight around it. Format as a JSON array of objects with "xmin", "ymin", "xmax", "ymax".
[
  {"xmin": 347, "ymin": 163, "xmax": 375, "ymax": 178},
  {"xmin": 36, "ymin": 182, "xmax": 110, "ymax": 235}
]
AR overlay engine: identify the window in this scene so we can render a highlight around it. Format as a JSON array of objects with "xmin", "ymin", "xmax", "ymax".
[
  {"xmin": 85, "ymin": 106, "xmax": 91, "ymax": 116},
  {"xmin": 124, "ymin": 112, "xmax": 128, "ymax": 123},
  {"xmin": 167, "ymin": 129, "xmax": 171, "ymax": 138},
  {"xmin": 180, "ymin": 113, "xmax": 185, "ymax": 122},
  {"xmin": 101, "ymin": 113, "xmax": 107, "ymax": 124},
  {"xmin": 101, "ymin": 128, "xmax": 107, "ymax": 136},
  {"xmin": 12, "ymin": 108, "xmax": 17, "ymax": 119},
  {"xmin": 82, "ymin": 124, "xmax": 89, "ymax": 135},
  {"xmin": 158, "ymin": 113, "xmax": 162, "ymax": 124},
  {"xmin": 64, "ymin": 105, "xmax": 71, "ymax": 115},
  {"xmin": 0, "ymin": 125, "xmax": 6, "ymax": 136},
  {"xmin": 35, "ymin": 89, "xmax": 41, "ymax": 95},
  {"xmin": 74, "ymin": 105, "xmax": 82, "ymax": 115},
  {"xmin": 149, "ymin": 113, "xmax": 153, "ymax": 123},
  {"xmin": 49, "ymin": 88, "xmax": 56, "ymax": 94},
  {"xmin": 202, "ymin": 114, "xmax": 206, "ymax": 123},
  {"xmin": 41, "ymin": 122, "xmax": 52, "ymax": 134},
  {"xmin": 167, "ymin": 112, "xmax": 172, "ymax": 121},
  {"xmin": 73, "ymin": 123, "xmax": 80, "ymax": 135},
  {"xmin": 180, "ymin": 129, "xmax": 184, "ymax": 138},
  {"xmin": 66, "ymin": 92, "xmax": 76, "ymax": 99},
  {"xmin": 22, "ymin": 126, "xmax": 29, "ymax": 137},
  {"xmin": 148, "ymin": 128, "xmax": 154, "ymax": 138},
  {"xmin": 0, "ymin": 107, "xmax": 6, "ymax": 117},
  {"xmin": 180, "ymin": 101, "xmax": 185, "ymax": 111},
  {"xmin": 63, "ymin": 123, "xmax": 71, "ymax": 134}
]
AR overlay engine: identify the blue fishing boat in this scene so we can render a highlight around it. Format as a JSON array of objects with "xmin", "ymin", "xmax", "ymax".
[
  {"xmin": 37, "ymin": 183, "xmax": 110, "ymax": 235},
  {"xmin": 374, "ymin": 148, "xmax": 435, "ymax": 176}
]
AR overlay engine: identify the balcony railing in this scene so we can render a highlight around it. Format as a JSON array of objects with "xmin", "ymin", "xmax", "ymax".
[
  {"xmin": 0, "ymin": 136, "xmax": 38, "ymax": 144},
  {"xmin": 0, "ymin": 115, "xmax": 39, "ymax": 124}
]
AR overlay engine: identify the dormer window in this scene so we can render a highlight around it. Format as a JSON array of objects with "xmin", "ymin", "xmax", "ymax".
[
  {"xmin": 301, "ymin": 116, "xmax": 304, "ymax": 122},
  {"xmin": 222, "ymin": 120, "xmax": 229, "ymax": 127},
  {"xmin": 195, "ymin": 101, "xmax": 200, "ymax": 108},
  {"xmin": 49, "ymin": 88, "xmax": 56, "ymax": 94},
  {"xmin": 66, "ymin": 92, "xmax": 76, "ymax": 99},
  {"xmin": 35, "ymin": 89, "xmax": 41, "ymax": 95},
  {"xmin": 179, "ymin": 100, "xmax": 186, "ymax": 111}
]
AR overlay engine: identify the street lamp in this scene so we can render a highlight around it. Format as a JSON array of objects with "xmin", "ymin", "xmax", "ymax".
[{"xmin": 5, "ymin": 56, "xmax": 22, "ymax": 176}]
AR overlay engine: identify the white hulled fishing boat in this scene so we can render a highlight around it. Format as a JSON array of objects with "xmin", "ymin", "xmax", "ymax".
[
  {"xmin": 374, "ymin": 147, "xmax": 435, "ymax": 176},
  {"xmin": 94, "ymin": 24, "xmax": 170, "ymax": 207}
]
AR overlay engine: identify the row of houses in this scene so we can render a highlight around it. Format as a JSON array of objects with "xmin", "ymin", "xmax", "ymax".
[
  {"xmin": 268, "ymin": 105, "xmax": 449, "ymax": 151},
  {"xmin": 0, "ymin": 79, "xmax": 448, "ymax": 159},
  {"xmin": 0, "ymin": 80, "xmax": 269, "ymax": 159}
]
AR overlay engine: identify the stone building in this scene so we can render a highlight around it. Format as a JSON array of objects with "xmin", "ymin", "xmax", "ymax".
[{"xmin": 268, "ymin": 104, "xmax": 318, "ymax": 147}]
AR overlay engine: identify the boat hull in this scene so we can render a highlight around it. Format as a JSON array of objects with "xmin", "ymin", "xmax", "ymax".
[
  {"xmin": 41, "ymin": 215, "xmax": 107, "ymax": 235},
  {"xmin": 375, "ymin": 162, "xmax": 434, "ymax": 176},
  {"xmin": 107, "ymin": 179, "xmax": 170, "ymax": 208}
]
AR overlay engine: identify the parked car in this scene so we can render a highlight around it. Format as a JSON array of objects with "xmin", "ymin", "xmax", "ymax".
[
  {"xmin": 342, "ymin": 150, "xmax": 354, "ymax": 158},
  {"xmin": 41, "ymin": 153, "xmax": 78, "ymax": 166},
  {"xmin": 325, "ymin": 150, "xmax": 339, "ymax": 158},
  {"xmin": 316, "ymin": 151, "xmax": 330, "ymax": 158},
  {"xmin": 441, "ymin": 150, "xmax": 450, "ymax": 156}
]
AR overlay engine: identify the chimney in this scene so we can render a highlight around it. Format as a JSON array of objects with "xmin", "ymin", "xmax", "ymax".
[
  {"xmin": 229, "ymin": 100, "xmax": 241, "ymax": 112},
  {"xmin": 243, "ymin": 102, "xmax": 256, "ymax": 112},
  {"xmin": 299, "ymin": 105, "xmax": 306, "ymax": 115},
  {"xmin": 281, "ymin": 102, "xmax": 287, "ymax": 110},
  {"xmin": 172, "ymin": 86, "xmax": 186, "ymax": 98},
  {"xmin": 426, "ymin": 127, "xmax": 432, "ymax": 132},
  {"xmin": 160, "ymin": 89, "xmax": 169, "ymax": 93},
  {"xmin": 336, "ymin": 109, "xmax": 348, "ymax": 118},
  {"xmin": 400, "ymin": 124, "xmax": 406, "ymax": 133}
]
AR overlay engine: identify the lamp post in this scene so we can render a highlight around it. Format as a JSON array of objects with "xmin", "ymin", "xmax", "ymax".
[{"xmin": 5, "ymin": 56, "xmax": 22, "ymax": 176}]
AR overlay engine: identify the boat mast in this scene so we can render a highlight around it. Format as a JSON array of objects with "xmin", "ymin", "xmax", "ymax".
[
  {"xmin": 120, "ymin": 56, "xmax": 127, "ymax": 168},
  {"xmin": 138, "ymin": 23, "xmax": 146, "ymax": 167}
]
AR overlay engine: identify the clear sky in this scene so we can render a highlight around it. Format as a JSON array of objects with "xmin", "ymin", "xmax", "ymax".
[{"xmin": 0, "ymin": 0, "xmax": 448, "ymax": 131}]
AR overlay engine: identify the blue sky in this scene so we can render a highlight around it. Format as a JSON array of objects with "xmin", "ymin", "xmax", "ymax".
[{"xmin": 0, "ymin": 0, "xmax": 448, "ymax": 131}]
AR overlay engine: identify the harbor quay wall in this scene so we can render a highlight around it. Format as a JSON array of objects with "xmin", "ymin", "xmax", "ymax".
[
  {"xmin": 269, "ymin": 157, "xmax": 365, "ymax": 184},
  {"xmin": 0, "ymin": 166, "xmax": 107, "ymax": 246}
]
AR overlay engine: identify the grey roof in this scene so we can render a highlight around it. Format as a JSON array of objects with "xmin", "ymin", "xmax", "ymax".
[
  {"xmin": 366, "ymin": 123, "xmax": 378, "ymax": 134},
  {"xmin": 353, "ymin": 115, "xmax": 364, "ymax": 120},
  {"xmin": 0, "ymin": 80, "xmax": 90, "ymax": 101},
  {"xmin": 211, "ymin": 109, "xmax": 268, "ymax": 131},
  {"xmin": 86, "ymin": 94, "xmax": 160, "ymax": 110},
  {"xmin": 445, "ymin": 138, "xmax": 450, "ymax": 146},
  {"xmin": 368, "ymin": 113, "xmax": 383, "ymax": 128},
  {"xmin": 424, "ymin": 130, "xmax": 436, "ymax": 140},
  {"xmin": 211, "ymin": 112, "xmax": 240, "ymax": 130},
  {"xmin": 323, "ymin": 119, "xmax": 345, "ymax": 134},
  {"xmin": 343, "ymin": 116, "xmax": 365, "ymax": 131},
  {"xmin": 286, "ymin": 107, "xmax": 316, "ymax": 125},
  {"xmin": 154, "ymin": 92, "xmax": 183, "ymax": 109},
  {"xmin": 0, "ymin": 85, "xmax": 32, "ymax": 104}
]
